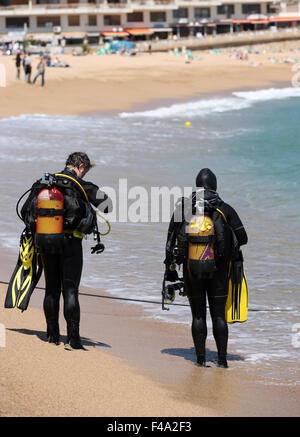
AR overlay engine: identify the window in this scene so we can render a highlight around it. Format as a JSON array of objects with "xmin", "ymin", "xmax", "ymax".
[
  {"xmin": 88, "ymin": 15, "xmax": 97, "ymax": 26},
  {"xmin": 242, "ymin": 4, "xmax": 261, "ymax": 14},
  {"xmin": 68, "ymin": 16, "xmax": 80, "ymax": 26},
  {"xmin": 194, "ymin": 8, "xmax": 210, "ymax": 19},
  {"xmin": 267, "ymin": 3, "xmax": 276, "ymax": 13},
  {"xmin": 217, "ymin": 5, "xmax": 235, "ymax": 16},
  {"xmin": 150, "ymin": 11, "xmax": 166, "ymax": 22},
  {"xmin": 6, "ymin": 16, "xmax": 29, "ymax": 28},
  {"xmin": 104, "ymin": 15, "xmax": 121, "ymax": 26},
  {"xmin": 173, "ymin": 8, "xmax": 188, "ymax": 19},
  {"xmin": 37, "ymin": 16, "xmax": 60, "ymax": 28},
  {"xmin": 10, "ymin": 0, "xmax": 32, "ymax": 4},
  {"xmin": 36, "ymin": 0, "xmax": 59, "ymax": 4},
  {"xmin": 127, "ymin": 12, "xmax": 144, "ymax": 22}
]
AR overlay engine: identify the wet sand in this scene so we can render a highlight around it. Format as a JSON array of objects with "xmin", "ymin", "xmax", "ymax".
[
  {"xmin": 0, "ymin": 40, "xmax": 300, "ymax": 119},
  {"xmin": 0, "ymin": 283, "xmax": 299, "ymax": 417}
]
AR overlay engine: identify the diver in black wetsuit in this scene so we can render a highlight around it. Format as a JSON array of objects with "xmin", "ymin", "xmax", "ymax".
[
  {"xmin": 43, "ymin": 152, "xmax": 112, "ymax": 350},
  {"xmin": 164, "ymin": 168, "xmax": 247, "ymax": 368},
  {"xmin": 22, "ymin": 152, "xmax": 112, "ymax": 350}
]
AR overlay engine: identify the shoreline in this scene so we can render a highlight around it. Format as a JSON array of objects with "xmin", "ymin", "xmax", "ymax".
[
  {"xmin": 0, "ymin": 79, "xmax": 294, "ymax": 121},
  {"xmin": 82, "ymin": 79, "xmax": 292, "ymax": 118}
]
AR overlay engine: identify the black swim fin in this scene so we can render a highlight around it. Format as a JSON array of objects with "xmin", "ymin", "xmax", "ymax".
[{"xmin": 5, "ymin": 229, "xmax": 43, "ymax": 312}]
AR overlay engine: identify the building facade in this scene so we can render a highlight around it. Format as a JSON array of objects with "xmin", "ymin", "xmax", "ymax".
[{"xmin": 1, "ymin": 0, "xmax": 298, "ymax": 44}]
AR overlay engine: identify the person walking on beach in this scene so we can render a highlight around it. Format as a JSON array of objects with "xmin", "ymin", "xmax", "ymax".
[
  {"xmin": 33, "ymin": 57, "xmax": 45, "ymax": 87},
  {"xmin": 20, "ymin": 152, "xmax": 113, "ymax": 350},
  {"xmin": 164, "ymin": 168, "xmax": 248, "ymax": 368},
  {"xmin": 15, "ymin": 51, "xmax": 21, "ymax": 80},
  {"xmin": 24, "ymin": 54, "xmax": 32, "ymax": 83}
]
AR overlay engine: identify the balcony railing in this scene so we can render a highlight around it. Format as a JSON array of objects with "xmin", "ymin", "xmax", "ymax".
[
  {"xmin": 0, "ymin": 0, "xmax": 283, "ymax": 13},
  {"xmin": 0, "ymin": 1, "xmax": 130, "ymax": 10}
]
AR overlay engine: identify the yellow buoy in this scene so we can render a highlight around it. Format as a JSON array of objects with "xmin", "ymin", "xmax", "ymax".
[{"xmin": 185, "ymin": 121, "xmax": 191, "ymax": 127}]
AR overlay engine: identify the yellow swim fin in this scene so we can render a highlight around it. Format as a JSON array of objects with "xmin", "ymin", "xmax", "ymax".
[
  {"xmin": 5, "ymin": 229, "xmax": 43, "ymax": 312},
  {"xmin": 225, "ymin": 260, "xmax": 248, "ymax": 324}
]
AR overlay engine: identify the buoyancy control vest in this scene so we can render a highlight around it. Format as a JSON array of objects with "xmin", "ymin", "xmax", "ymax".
[
  {"xmin": 21, "ymin": 172, "xmax": 97, "ymax": 253},
  {"xmin": 168, "ymin": 190, "xmax": 238, "ymax": 276}
]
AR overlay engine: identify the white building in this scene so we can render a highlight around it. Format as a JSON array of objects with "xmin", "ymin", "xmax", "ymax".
[{"xmin": 1, "ymin": 0, "xmax": 299, "ymax": 44}]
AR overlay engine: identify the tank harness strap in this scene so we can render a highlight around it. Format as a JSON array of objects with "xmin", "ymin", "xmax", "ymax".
[
  {"xmin": 188, "ymin": 235, "xmax": 215, "ymax": 244},
  {"xmin": 36, "ymin": 208, "xmax": 65, "ymax": 217}
]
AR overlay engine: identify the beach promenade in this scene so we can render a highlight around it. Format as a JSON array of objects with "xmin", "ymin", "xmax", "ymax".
[{"xmin": 136, "ymin": 28, "xmax": 300, "ymax": 52}]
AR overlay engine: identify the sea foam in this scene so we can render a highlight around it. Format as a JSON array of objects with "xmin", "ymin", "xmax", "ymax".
[{"xmin": 119, "ymin": 87, "xmax": 300, "ymax": 119}]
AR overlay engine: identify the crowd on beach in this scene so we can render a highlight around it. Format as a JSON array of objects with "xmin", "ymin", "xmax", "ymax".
[
  {"xmin": 15, "ymin": 52, "xmax": 45, "ymax": 86},
  {"xmin": 210, "ymin": 43, "xmax": 300, "ymax": 65},
  {"xmin": 166, "ymin": 41, "xmax": 300, "ymax": 66},
  {"xmin": 13, "ymin": 51, "xmax": 70, "ymax": 86}
]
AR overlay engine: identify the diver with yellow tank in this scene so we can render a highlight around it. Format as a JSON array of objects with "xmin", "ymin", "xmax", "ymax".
[{"xmin": 163, "ymin": 168, "xmax": 248, "ymax": 368}]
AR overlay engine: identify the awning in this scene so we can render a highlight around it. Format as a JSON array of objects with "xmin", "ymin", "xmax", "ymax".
[
  {"xmin": 126, "ymin": 28, "xmax": 153, "ymax": 36},
  {"xmin": 269, "ymin": 16, "xmax": 300, "ymax": 22},
  {"xmin": 62, "ymin": 32, "xmax": 87, "ymax": 39},
  {"xmin": 101, "ymin": 31, "xmax": 129, "ymax": 37},
  {"xmin": 87, "ymin": 32, "xmax": 100, "ymax": 37},
  {"xmin": 232, "ymin": 20, "xmax": 251, "ymax": 24},
  {"xmin": 207, "ymin": 23, "xmax": 216, "ymax": 27},
  {"xmin": 251, "ymin": 20, "xmax": 269, "ymax": 24}
]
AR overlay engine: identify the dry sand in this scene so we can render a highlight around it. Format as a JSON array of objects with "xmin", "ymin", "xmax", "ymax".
[{"xmin": 0, "ymin": 40, "xmax": 300, "ymax": 118}]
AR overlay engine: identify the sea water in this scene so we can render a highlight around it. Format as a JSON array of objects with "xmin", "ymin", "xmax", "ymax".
[{"xmin": 0, "ymin": 87, "xmax": 299, "ymax": 384}]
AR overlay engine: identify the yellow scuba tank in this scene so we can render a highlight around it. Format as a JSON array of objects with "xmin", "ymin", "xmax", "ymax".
[{"xmin": 187, "ymin": 214, "xmax": 217, "ymax": 278}]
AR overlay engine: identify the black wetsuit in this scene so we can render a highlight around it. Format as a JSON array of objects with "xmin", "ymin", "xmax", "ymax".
[
  {"xmin": 184, "ymin": 199, "xmax": 247, "ymax": 364},
  {"xmin": 165, "ymin": 169, "xmax": 247, "ymax": 365},
  {"xmin": 42, "ymin": 167, "xmax": 112, "ymax": 344}
]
